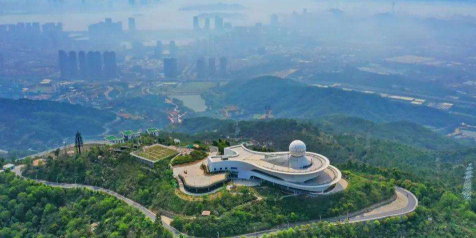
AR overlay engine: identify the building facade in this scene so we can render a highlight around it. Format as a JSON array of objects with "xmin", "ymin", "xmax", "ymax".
[{"xmin": 207, "ymin": 140, "xmax": 342, "ymax": 194}]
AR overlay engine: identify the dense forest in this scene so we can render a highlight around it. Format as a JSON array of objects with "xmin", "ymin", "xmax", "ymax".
[
  {"xmin": 171, "ymin": 117, "xmax": 475, "ymax": 184},
  {"xmin": 106, "ymin": 95, "xmax": 186, "ymax": 132},
  {"xmin": 23, "ymin": 142, "xmax": 393, "ymax": 237},
  {"xmin": 0, "ymin": 98, "xmax": 115, "ymax": 153},
  {"xmin": 203, "ymin": 76, "xmax": 474, "ymax": 128},
  {"xmin": 0, "ymin": 172, "xmax": 172, "ymax": 238},
  {"xmin": 23, "ymin": 146, "xmax": 257, "ymax": 217},
  {"xmin": 19, "ymin": 118, "xmax": 476, "ymax": 237},
  {"xmin": 172, "ymin": 172, "xmax": 393, "ymax": 237},
  {"xmin": 261, "ymin": 161, "xmax": 476, "ymax": 238},
  {"xmin": 314, "ymin": 115, "xmax": 471, "ymax": 150}
]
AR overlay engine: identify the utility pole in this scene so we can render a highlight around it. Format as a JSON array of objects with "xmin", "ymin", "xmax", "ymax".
[{"xmin": 463, "ymin": 163, "xmax": 473, "ymax": 201}]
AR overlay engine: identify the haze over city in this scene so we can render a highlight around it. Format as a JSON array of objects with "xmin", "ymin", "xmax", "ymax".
[{"xmin": 1, "ymin": 0, "xmax": 476, "ymax": 238}]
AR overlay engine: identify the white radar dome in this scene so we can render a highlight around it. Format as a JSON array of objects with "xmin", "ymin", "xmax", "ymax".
[{"xmin": 289, "ymin": 140, "xmax": 306, "ymax": 157}]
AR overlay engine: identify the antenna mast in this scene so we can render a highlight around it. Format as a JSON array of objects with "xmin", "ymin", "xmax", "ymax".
[{"xmin": 463, "ymin": 163, "xmax": 473, "ymax": 202}]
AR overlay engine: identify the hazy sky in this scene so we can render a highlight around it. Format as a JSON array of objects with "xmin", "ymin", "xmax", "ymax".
[{"xmin": 1, "ymin": 0, "xmax": 476, "ymax": 31}]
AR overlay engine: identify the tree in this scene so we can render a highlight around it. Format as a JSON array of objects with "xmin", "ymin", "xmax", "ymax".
[
  {"xmin": 54, "ymin": 149, "xmax": 60, "ymax": 157},
  {"xmin": 75, "ymin": 131, "xmax": 83, "ymax": 154}
]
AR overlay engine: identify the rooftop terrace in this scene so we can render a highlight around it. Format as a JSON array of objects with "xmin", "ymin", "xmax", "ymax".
[{"xmin": 210, "ymin": 145, "xmax": 329, "ymax": 174}]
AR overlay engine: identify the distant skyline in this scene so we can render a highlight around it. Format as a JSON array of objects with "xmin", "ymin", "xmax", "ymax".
[{"xmin": 2, "ymin": 0, "xmax": 476, "ymax": 31}]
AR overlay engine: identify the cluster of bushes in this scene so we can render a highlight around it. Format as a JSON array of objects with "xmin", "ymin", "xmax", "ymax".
[
  {"xmin": 23, "ymin": 146, "xmax": 256, "ymax": 216},
  {"xmin": 171, "ymin": 150, "xmax": 208, "ymax": 166},
  {"xmin": 172, "ymin": 172, "xmax": 394, "ymax": 237},
  {"xmin": 259, "ymin": 162, "xmax": 476, "ymax": 238},
  {"xmin": 0, "ymin": 172, "xmax": 172, "ymax": 238}
]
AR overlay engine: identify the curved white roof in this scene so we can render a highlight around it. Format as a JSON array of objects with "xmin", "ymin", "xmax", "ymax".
[{"xmin": 211, "ymin": 144, "xmax": 330, "ymax": 175}]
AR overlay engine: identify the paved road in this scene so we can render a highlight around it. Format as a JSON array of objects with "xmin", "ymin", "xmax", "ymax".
[
  {"xmin": 348, "ymin": 187, "xmax": 417, "ymax": 223},
  {"xmin": 12, "ymin": 166, "xmax": 182, "ymax": 237},
  {"xmin": 13, "ymin": 166, "xmax": 417, "ymax": 238},
  {"xmin": 237, "ymin": 187, "xmax": 418, "ymax": 238}
]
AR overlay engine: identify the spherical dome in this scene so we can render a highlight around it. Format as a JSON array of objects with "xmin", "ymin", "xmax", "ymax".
[{"xmin": 289, "ymin": 140, "xmax": 306, "ymax": 157}]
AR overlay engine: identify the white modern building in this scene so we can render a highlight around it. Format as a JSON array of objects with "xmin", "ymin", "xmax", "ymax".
[
  {"xmin": 207, "ymin": 140, "xmax": 342, "ymax": 194},
  {"xmin": 2, "ymin": 164, "xmax": 15, "ymax": 171}
]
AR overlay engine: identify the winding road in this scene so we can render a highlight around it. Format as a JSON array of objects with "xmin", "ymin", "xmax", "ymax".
[
  {"xmin": 12, "ymin": 166, "xmax": 182, "ymax": 236},
  {"xmin": 239, "ymin": 187, "xmax": 418, "ymax": 238},
  {"xmin": 12, "ymin": 165, "xmax": 417, "ymax": 238}
]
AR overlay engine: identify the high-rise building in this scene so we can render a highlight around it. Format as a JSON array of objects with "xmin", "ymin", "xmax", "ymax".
[
  {"xmin": 219, "ymin": 57, "xmax": 227, "ymax": 75},
  {"xmin": 88, "ymin": 18, "xmax": 122, "ymax": 40},
  {"xmin": 87, "ymin": 51, "xmax": 102, "ymax": 78},
  {"xmin": 132, "ymin": 40, "xmax": 145, "ymax": 56},
  {"xmin": 103, "ymin": 51, "xmax": 117, "ymax": 78},
  {"xmin": 128, "ymin": 18, "xmax": 136, "ymax": 32},
  {"xmin": 78, "ymin": 51, "xmax": 87, "ymax": 78},
  {"xmin": 0, "ymin": 54, "xmax": 4, "ymax": 73},
  {"xmin": 163, "ymin": 58, "xmax": 177, "ymax": 78},
  {"xmin": 43, "ymin": 22, "xmax": 63, "ymax": 34},
  {"xmin": 204, "ymin": 18, "xmax": 210, "ymax": 31},
  {"xmin": 169, "ymin": 41, "xmax": 178, "ymax": 57},
  {"xmin": 270, "ymin": 14, "xmax": 279, "ymax": 27},
  {"xmin": 193, "ymin": 16, "xmax": 200, "ymax": 31},
  {"xmin": 69, "ymin": 51, "xmax": 78, "ymax": 77},
  {"xmin": 58, "ymin": 50, "xmax": 69, "ymax": 78},
  {"xmin": 196, "ymin": 58, "xmax": 206, "ymax": 78},
  {"xmin": 208, "ymin": 57, "xmax": 216, "ymax": 76},
  {"xmin": 154, "ymin": 40, "xmax": 163, "ymax": 59},
  {"xmin": 215, "ymin": 16, "xmax": 224, "ymax": 31},
  {"xmin": 32, "ymin": 22, "xmax": 41, "ymax": 33}
]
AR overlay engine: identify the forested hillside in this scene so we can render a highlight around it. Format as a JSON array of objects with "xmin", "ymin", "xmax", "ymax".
[
  {"xmin": 204, "ymin": 76, "xmax": 473, "ymax": 128},
  {"xmin": 107, "ymin": 95, "xmax": 182, "ymax": 132},
  {"xmin": 22, "ymin": 117, "xmax": 476, "ymax": 237},
  {"xmin": 174, "ymin": 116, "xmax": 465, "ymax": 153},
  {"xmin": 0, "ymin": 172, "xmax": 172, "ymax": 237},
  {"xmin": 315, "ymin": 115, "xmax": 469, "ymax": 150},
  {"xmin": 261, "ymin": 161, "xmax": 476, "ymax": 238},
  {"xmin": 23, "ymin": 146, "xmax": 257, "ymax": 217},
  {"xmin": 23, "ymin": 143, "xmax": 393, "ymax": 237},
  {"xmin": 0, "ymin": 98, "xmax": 115, "ymax": 152},
  {"xmin": 171, "ymin": 117, "xmax": 474, "ymax": 184}
]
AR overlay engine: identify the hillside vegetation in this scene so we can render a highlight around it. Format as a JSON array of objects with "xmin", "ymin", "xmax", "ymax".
[
  {"xmin": 204, "ymin": 76, "xmax": 473, "ymax": 128},
  {"xmin": 21, "ymin": 118, "xmax": 476, "ymax": 237},
  {"xmin": 262, "ymin": 161, "xmax": 476, "ymax": 238},
  {"xmin": 0, "ymin": 172, "xmax": 172, "ymax": 238},
  {"xmin": 315, "ymin": 115, "xmax": 469, "ymax": 150},
  {"xmin": 171, "ymin": 117, "xmax": 473, "ymax": 184},
  {"xmin": 23, "ymin": 144, "xmax": 393, "ymax": 237},
  {"xmin": 23, "ymin": 146, "xmax": 257, "ymax": 217},
  {"xmin": 0, "ymin": 98, "xmax": 115, "ymax": 153},
  {"xmin": 107, "ymin": 95, "xmax": 182, "ymax": 132}
]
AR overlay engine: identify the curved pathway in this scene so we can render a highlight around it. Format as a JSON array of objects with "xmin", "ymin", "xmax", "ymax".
[
  {"xmin": 13, "ymin": 166, "xmax": 417, "ymax": 238},
  {"xmin": 238, "ymin": 187, "xmax": 418, "ymax": 238},
  {"xmin": 12, "ymin": 166, "xmax": 182, "ymax": 237}
]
